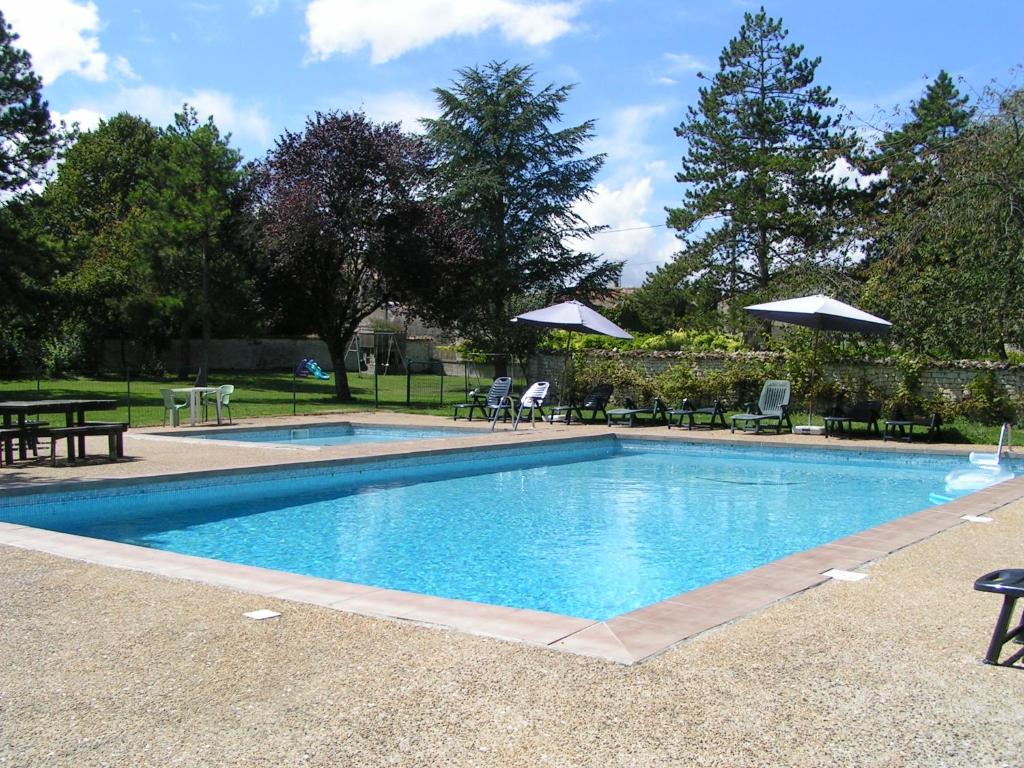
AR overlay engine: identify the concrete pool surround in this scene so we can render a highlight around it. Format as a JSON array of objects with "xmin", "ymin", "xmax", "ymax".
[{"xmin": 2, "ymin": 413, "xmax": 1021, "ymax": 665}]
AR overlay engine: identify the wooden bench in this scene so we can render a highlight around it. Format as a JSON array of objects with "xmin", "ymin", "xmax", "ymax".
[
  {"xmin": 44, "ymin": 422, "xmax": 128, "ymax": 465},
  {"xmin": 0, "ymin": 427, "xmax": 21, "ymax": 466}
]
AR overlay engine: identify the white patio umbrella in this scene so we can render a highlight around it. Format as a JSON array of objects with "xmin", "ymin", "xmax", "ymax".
[
  {"xmin": 744, "ymin": 294, "xmax": 891, "ymax": 423},
  {"xmin": 511, "ymin": 300, "xmax": 632, "ymax": 404}
]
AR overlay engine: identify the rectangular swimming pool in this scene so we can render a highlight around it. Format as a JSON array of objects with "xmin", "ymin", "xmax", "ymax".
[
  {"xmin": 0, "ymin": 438, "xmax": 981, "ymax": 621},
  {"xmin": 191, "ymin": 422, "xmax": 485, "ymax": 447}
]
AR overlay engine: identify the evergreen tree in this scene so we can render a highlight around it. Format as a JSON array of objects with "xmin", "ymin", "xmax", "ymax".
[
  {"xmin": 0, "ymin": 10, "xmax": 62, "ymax": 196},
  {"xmin": 150, "ymin": 106, "xmax": 245, "ymax": 383},
  {"xmin": 423, "ymin": 62, "xmax": 620, "ymax": 376},
  {"xmin": 665, "ymin": 8, "xmax": 855, "ymax": 321},
  {"xmin": 866, "ymin": 70, "xmax": 973, "ymax": 201},
  {"xmin": 0, "ymin": 9, "xmax": 66, "ymax": 370}
]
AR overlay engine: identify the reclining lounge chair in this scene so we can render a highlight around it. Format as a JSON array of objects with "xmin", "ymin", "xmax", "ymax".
[
  {"xmin": 513, "ymin": 381, "xmax": 549, "ymax": 430},
  {"xmin": 547, "ymin": 383, "xmax": 613, "ymax": 425},
  {"xmin": 667, "ymin": 398, "xmax": 727, "ymax": 430},
  {"xmin": 823, "ymin": 400, "xmax": 882, "ymax": 438},
  {"xmin": 453, "ymin": 377, "xmax": 514, "ymax": 425},
  {"xmin": 606, "ymin": 398, "xmax": 668, "ymax": 427},
  {"xmin": 730, "ymin": 380, "xmax": 793, "ymax": 434},
  {"xmin": 883, "ymin": 411, "xmax": 942, "ymax": 442}
]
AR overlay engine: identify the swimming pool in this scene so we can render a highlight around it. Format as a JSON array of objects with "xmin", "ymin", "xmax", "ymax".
[
  {"xmin": 191, "ymin": 422, "xmax": 485, "ymax": 447},
  {"xmin": 0, "ymin": 438, "xmax": 981, "ymax": 621}
]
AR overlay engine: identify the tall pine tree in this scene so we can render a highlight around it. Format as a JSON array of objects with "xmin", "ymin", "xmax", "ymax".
[
  {"xmin": 665, "ymin": 8, "xmax": 855, "ymax": 322},
  {"xmin": 423, "ymin": 62, "xmax": 620, "ymax": 376}
]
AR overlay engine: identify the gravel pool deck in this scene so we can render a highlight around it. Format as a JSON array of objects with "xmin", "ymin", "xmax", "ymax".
[{"xmin": 2, "ymin": 413, "xmax": 1023, "ymax": 766}]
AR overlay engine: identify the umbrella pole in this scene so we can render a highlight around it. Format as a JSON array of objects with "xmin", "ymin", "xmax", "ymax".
[
  {"xmin": 808, "ymin": 326, "xmax": 820, "ymax": 426},
  {"xmin": 558, "ymin": 331, "xmax": 573, "ymax": 407}
]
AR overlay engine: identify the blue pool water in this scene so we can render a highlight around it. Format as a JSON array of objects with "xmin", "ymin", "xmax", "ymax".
[
  {"xmin": 193, "ymin": 423, "xmax": 483, "ymax": 446},
  {"xmin": 0, "ymin": 439, "xmax": 976, "ymax": 620}
]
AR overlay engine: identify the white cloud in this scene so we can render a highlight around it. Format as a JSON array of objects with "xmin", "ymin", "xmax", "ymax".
[
  {"xmin": 52, "ymin": 107, "xmax": 104, "ymax": 132},
  {"xmin": 304, "ymin": 0, "xmax": 581, "ymax": 64},
  {"xmin": 826, "ymin": 156, "xmax": 885, "ymax": 190},
  {"xmin": 591, "ymin": 103, "xmax": 668, "ymax": 177},
  {"xmin": 569, "ymin": 177, "xmax": 678, "ymax": 287},
  {"xmin": 0, "ymin": 0, "xmax": 108, "ymax": 83},
  {"xmin": 663, "ymin": 51, "xmax": 709, "ymax": 73},
  {"xmin": 112, "ymin": 55, "xmax": 140, "ymax": 81},
  {"xmin": 354, "ymin": 90, "xmax": 439, "ymax": 131},
  {"xmin": 72, "ymin": 86, "xmax": 272, "ymax": 151},
  {"xmin": 249, "ymin": 0, "xmax": 280, "ymax": 15}
]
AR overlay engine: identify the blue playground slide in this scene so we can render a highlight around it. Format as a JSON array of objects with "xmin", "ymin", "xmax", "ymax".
[{"xmin": 294, "ymin": 358, "xmax": 331, "ymax": 380}]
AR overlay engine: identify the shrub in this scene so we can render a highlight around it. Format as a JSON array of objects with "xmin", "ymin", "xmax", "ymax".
[
  {"xmin": 571, "ymin": 355, "xmax": 655, "ymax": 405},
  {"xmin": 959, "ymin": 370, "xmax": 1016, "ymax": 425},
  {"xmin": 40, "ymin": 320, "xmax": 87, "ymax": 377}
]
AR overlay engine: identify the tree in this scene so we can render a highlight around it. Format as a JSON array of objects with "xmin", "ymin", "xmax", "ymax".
[
  {"xmin": 863, "ymin": 86, "xmax": 1024, "ymax": 358},
  {"xmin": 151, "ymin": 106, "xmax": 245, "ymax": 383},
  {"xmin": 665, "ymin": 8, "xmax": 856, "ymax": 324},
  {"xmin": 251, "ymin": 111, "xmax": 477, "ymax": 401},
  {"xmin": 0, "ymin": 9, "xmax": 65, "ymax": 369},
  {"xmin": 0, "ymin": 9, "xmax": 63, "ymax": 196},
  {"xmin": 39, "ymin": 113, "xmax": 169, "ymax": 367},
  {"xmin": 423, "ymin": 62, "xmax": 620, "ymax": 376}
]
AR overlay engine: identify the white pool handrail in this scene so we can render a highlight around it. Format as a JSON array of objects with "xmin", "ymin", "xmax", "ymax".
[{"xmin": 970, "ymin": 422, "xmax": 1012, "ymax": 468}]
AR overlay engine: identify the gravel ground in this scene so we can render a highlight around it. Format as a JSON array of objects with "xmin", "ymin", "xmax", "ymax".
[{"xmin": 3, "ymin": 497, "xmax": 1023, "ymax": 767}]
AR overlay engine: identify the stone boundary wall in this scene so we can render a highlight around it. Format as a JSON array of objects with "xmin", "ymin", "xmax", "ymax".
[
  {"xmin": 527, "ymin": 351, "xmax": 1024, "ymax": 402},
  {"xmin": 102, "ymin": 337, "xmax": 437, "ymax": 374}
]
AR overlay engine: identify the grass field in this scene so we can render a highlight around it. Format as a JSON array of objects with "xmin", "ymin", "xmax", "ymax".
[
  {"xmin": 0, "ymin": 371, "xmax": 511, "ymax": 427},
  {"xmin": 0, "ymin": 372, "xmax": 1008, "ymax": 443}
]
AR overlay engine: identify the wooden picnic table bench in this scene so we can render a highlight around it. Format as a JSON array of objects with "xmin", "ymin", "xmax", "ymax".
[
  {"xmin": 0, "ymin": 399, "xmax": 117, "ymax": 464},
  {"xmin": 42, "ymin": 422, "xmax": 128, "ymax": 465}
]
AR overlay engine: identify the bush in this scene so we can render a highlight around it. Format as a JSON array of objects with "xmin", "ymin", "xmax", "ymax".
[
  {"xmin": 959, "ymin": 370, "xmax": 1016, "ymax": 425},
  {"xmin": 570, "ymin": 355, "xmax": 654, "ymax": 405},
  {"xmin": 40, "ymin": 319, "xmax": 88, "ymax": 377},
  {"xmin": 539, "ymin": 328, "xmax": 742, "ymax": 353}
]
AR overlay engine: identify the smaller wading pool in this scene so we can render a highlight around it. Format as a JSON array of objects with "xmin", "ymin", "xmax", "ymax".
[{"xmin": 189, "ymin": 422, "xmax": 487, "ymax": 447}]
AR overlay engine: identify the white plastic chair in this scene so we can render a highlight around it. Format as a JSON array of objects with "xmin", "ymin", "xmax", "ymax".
[
  {"xmin": 513, "ymin": 381, "xmax": 550, "ymax": 430},
  {"xmin": 160, "ymin": 389, "xmax": 188, "ymax": 427},
  {"xmin": 203, "ymin": 384, "xmax": 234, "ymax": 425}
]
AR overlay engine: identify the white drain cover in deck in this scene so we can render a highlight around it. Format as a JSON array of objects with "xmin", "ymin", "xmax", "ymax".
[{"xmin": 243, "ymin": 609, "xmax": 281, "ymax": 620}]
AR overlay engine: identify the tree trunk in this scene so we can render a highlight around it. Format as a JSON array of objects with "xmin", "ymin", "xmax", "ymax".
[
  {"xmin": 196, "ymin": 246, "xmax": 211, "ymax": 387},
  {"xmin": 492, "ymin": 355, "xmax": 509, "ymax": 379},
  {"xmin": 176, "ymin": 321, "xmax": 191, "ymax": 379},
  {"xmin": 326, "ymin": 339, "xmax": 354, "ymax": 401}
]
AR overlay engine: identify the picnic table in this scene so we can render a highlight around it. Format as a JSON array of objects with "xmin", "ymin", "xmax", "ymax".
[{"xmin": 0, "ymin": 399, "xmax": 118, "ymax": 464}]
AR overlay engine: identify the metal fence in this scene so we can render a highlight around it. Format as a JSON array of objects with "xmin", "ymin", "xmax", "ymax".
[{"xmin": 0, "ymin": 357, "xmax": 527, "ymax": 428}]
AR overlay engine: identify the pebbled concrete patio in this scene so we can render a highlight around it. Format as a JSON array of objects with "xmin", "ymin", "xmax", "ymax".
[{"xmin": 2, "ymin": 412, "xmax": 1023, "ymax": 766}]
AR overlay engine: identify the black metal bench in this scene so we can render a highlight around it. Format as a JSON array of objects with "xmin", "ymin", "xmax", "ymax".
[{"xmin": 44, "ymin": 422, "xmax": 128, "ymax": 465}]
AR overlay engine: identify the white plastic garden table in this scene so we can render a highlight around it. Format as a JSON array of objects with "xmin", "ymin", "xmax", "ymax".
[{"xmin": 170, "ymin": 387, "xmax": 220, "ymax": 426}]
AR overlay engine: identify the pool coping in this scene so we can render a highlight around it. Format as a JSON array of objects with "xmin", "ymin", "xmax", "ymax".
[{"xmin": 3, "ymin": 429, "xmax": 1023, "ymax": 665}]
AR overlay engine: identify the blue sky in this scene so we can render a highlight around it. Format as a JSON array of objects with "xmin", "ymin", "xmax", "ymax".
[{"xmin": 2, "ymin": 0, "xmax": 1022, "ymax": 285}]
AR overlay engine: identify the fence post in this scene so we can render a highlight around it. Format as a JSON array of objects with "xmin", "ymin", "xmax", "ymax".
[
  {"xmin": 374, "ymin": 365, "xmax": 379, "ymax": 409},
  {"xmin": 406, "ymin": 363, "xmax": 412, "ymax": 406},
  {"xmin": 292, "ymin": 373, "xmax": 297, "ymax": 416},
  {"xmin": 439, "ymin": 364, "xmax": 444, "ymax": 406},
  {"xmin": 125, "ymin": 367, "xmax": 132, "ymax": 427}
]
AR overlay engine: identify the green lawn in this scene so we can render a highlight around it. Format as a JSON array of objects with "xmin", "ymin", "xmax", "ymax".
[
  {"xmin": 0, "ymin": 371, "xmax": 511, "ymax": 427},
  {"xmin": 0, "ymin": 372, "xmax": 1007, "ymax": 443}
]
